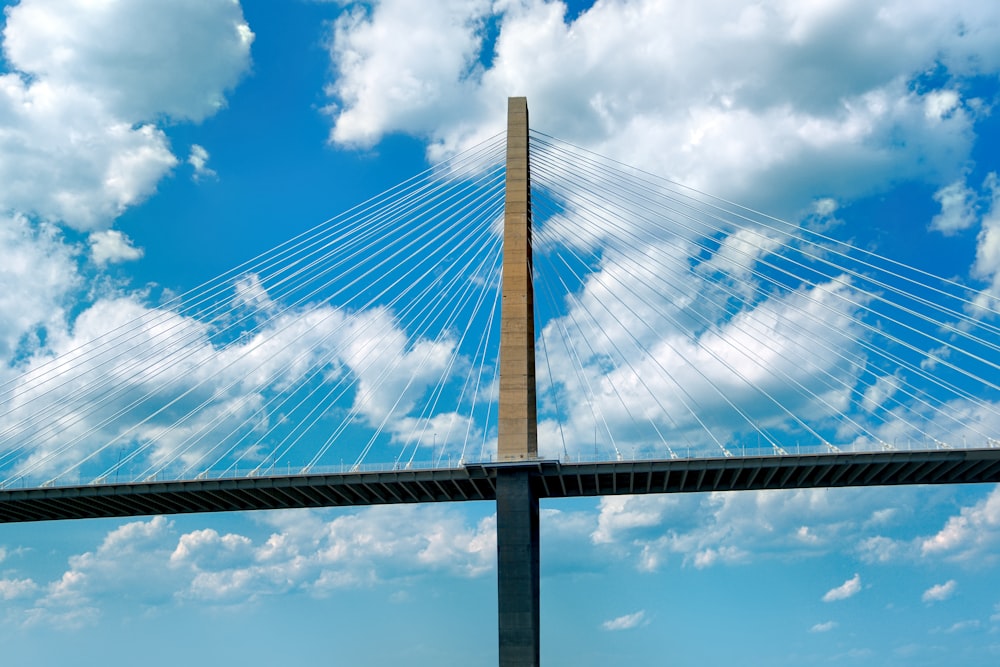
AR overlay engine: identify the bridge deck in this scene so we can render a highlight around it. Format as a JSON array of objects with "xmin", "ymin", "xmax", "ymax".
[{"xmin": 1, "ymin": 449, "xmax": 999, "ymax": 523}]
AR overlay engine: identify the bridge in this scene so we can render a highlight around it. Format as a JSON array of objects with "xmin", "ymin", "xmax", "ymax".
[
  {"xmin": 1, "ymin": 98, "xmax": 998, "ymax": 665},
  {"xmin": 3, "ymin": 450, "xmax": 998, "ymax": 522}
]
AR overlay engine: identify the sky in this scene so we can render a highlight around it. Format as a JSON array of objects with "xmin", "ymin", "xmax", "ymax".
[{"xmin": 1, "ymin": 0, "xmax": 1000, "ymax": 664}]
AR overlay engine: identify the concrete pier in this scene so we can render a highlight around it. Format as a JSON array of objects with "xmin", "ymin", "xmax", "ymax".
[{"xmin": 496, "ymin": 467, "xmax": 540, "ymax": 666}]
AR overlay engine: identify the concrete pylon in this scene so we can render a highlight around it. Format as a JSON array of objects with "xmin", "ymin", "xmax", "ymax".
[
  {"xmin": 498, "ymin": 96, "xmax": 538, "ymax": 463},
  {"xmin": 495, "ymin": 96, "xmax": 541, "ymax": 667}
]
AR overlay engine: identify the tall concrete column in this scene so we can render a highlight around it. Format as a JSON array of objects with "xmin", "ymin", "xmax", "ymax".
[
  {"xmin": 498, "ymin": 96, "xmax": 537, "ymax": 463},
  {"xmin": 497, "ymin": 468, "xmax": 540, "ymax": 666},
  {"xmin": 496, "ymin": 96, "xmax": 541, "ymax": 667}
]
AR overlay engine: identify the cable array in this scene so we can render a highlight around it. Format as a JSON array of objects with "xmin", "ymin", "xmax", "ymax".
[
  {"xmin": 1, "ymin": 126, "xmax": 997, "ymax": 487},
  {"xmin": 0, "ymin": 134, "xmax": 506, "ymax": 487},
  {"xmin": 530, "ymin": 131, "xmax": 1000, "ymax": 460}
]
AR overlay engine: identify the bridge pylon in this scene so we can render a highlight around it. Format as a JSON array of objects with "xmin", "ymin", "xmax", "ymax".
[
  {"xmin": 499, "ymin": 96, "xmax": 538, "ymax": 463},
  {"xmin": 495, "ymin": 96, "xmax": 541, "ymax": 666}
]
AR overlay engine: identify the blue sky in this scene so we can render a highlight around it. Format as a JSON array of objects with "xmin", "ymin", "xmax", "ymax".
[{"xmin": 2, "ymin": 0, "xmax": 1000, "ymax": 664}]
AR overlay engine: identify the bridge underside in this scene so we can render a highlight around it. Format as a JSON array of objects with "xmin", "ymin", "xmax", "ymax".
[{"xmin": 1, "ymin": 449, "xmax": 999, "ymax": 523}]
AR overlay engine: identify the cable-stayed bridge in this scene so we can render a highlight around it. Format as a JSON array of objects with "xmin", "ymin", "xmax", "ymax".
[{"xmin": 1, "ymin": 99, "xmax": 999, "ymax": 665}]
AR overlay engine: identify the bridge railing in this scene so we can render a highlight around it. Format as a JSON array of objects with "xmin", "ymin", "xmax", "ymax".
[{"xmin": 5, "ymin": 436, "xmax": 988, "ymax": 489}]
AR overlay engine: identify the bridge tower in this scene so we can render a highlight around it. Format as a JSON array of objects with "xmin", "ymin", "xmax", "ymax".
[{"xmin": 496, "ymin": 96, "xmax": 541, "ymax": 666}]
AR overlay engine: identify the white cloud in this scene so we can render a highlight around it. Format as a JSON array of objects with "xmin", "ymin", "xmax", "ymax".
[
  {"xmin": 0, "ymin": 0, "xmax": 252, "ymax": 229},
  {"xmin": 924, "ymin": 89, "xmax": 961, "ymax": 122},
  {"xmin": 0, "ymin": 577, "xmax": 37, "ymax": 600},
  {"xmin": 591, "ymin": 495, "xmax": 674, "ymax": 545},
  {"xmin": 89, "ymin": 230, "xmax": 144, "ymax": 266},
  {"xmin": 0, "ymin": 1, "xmax": 254, "ymax": 421},
  {"xmin": 931, "ymin": 178, "xmax": 978, "ymax": 234},
  {"xmin": 922, "ymin": 579, "xmax": 957, "ymax": 603},
  {"xmin": 337, "ymin": 307, "xmax": 461, "ymax": 431},
  {"xmin": 188, "ymin": 144, "xmax": 218, "ymax": 181},
  {"xmin": 942, "ymin": 619, "xmax": 980, "ymax": 633},
  {"xmin": 692, "ymin": 546, "xmax": 748, "ymax": 569},
  {"xmin": 23, "ymin": 516, "xmax": 182, "ymax": 628},
  {"xmin": 3, "ymin": 0, "xmax": 253, "ymax": 123},
  {"xmin": 0, "ymin": 243, "xmax": 487, "ymax": 483},
  {"xmin": 865, "ymin": 508, "xmax": 898, "ymax": 527},
  {"xmin": 823, "ymin": 573, "xmax": 862, "ymax": 602},
  {"xmin": 970, "ymin": 173, "xmax": 1000, "ymax": 312},
  {"xmin": 857, "ymin": 535, "xmax": 909, "ymax": 564},
  {"xmin": 810, "ymin": 620, "xmax": 837, "ymax": 633},
  {"xmin": 537, "ymin": 264, "xmax": 867, "ymax": 458},
  {"xmin": 602, "ymin": 609, "xmax": 646, "ymax": 631},
  {"xmin": 854, "ymin": 483, "xmax": 1000, "ymax": 566},
  {"xmin": 0, "ymin": 74, "xmax": 177, "ymax": 229},
  {"xmin": 325, "ymin": 0, "xmax": 493, "ymax": 148},
  {"xmin": 0, "ymin": 214, "xmax": 80, "ymax": 361},
  {"xmin": 172, "ymin": 506, "xmax": 496, "ymax": 602},
  {"xmin": 390, "ymin": 412, "xmax": 479, "ymax": 455},
  {"xmin": 232, "ymin": 273, "xmax": 274, "ymax": 312},
  {"xmin": 921, "ymin": 485, "xmax": 1000, "ymax": 561},
  {"xmin": 319, "ymin": 0, "xmax": 1000, "ymax": 470},
  {"xmin": 2, "ymin": 505, "xmax": 497, "ymax": 622},
  {"xmin": 587, "ymin": 487, "xmax": 919, "ymax": 573},
  {"xmin": 170, "ymin": 528, "xmax": 254, "ymax": 569},
  {"xmin": 326, "ymin": 0, "xmax": 995, "ymax": 215},
  {"xmin": 860, "ymin": 373, "xmax": 902, "ymax": 413}
]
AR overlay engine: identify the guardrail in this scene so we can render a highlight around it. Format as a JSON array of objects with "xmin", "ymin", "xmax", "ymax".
[{"xmin": 4, "ymin": 437, "xmax": 998, "ymax": 490}]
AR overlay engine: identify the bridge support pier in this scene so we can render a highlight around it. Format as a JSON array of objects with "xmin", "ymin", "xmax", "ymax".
[{"xmin": 496, "ymin": 467, "xmax": 540, "ymax": 666}]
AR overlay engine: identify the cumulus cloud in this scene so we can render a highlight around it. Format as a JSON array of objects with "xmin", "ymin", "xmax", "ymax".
[
  {"xmin": 931, "ymin": 178, "xmax": 978, "ymax": 234},
  {"xmin": 0, "ymin": 505, "xmax": 497, "ymax": 623},
  {"xmin": 591, "ymin": 495, "xmax": 675, "ymax": 545},
  {"xmin": 823, "ymin": 573, "xmax": 862, "ymax": 602},
  {"xmin": 602, "ymin": 610, "xmax": 646, "ymax": 631},
  {"xmin": 920, "ymin": 486, "xmax": 1000, "ymax": 562},
  {"xmin": 188, "ymin": 144, "xmax": 218, "ymax": 181},
  {"xmin": 922, "ymin": 580, "xmax": 957, "ymax": 603},
  {"xmin": 0, "ymin": 0, "xmax": 251, "ymax": 229},
  {"xmin": 970, "ymin": 173, "xmax": 1000, "ymax": 311},
  {"xmin": 536, "ymin": 263, "xmax": 867, "ymax": 459},
  {"xmin": 0, "ymin": 577, "xmax": 38, "ymax": 600},
  {"xmin": 3, "ymin": 0, "xmax": 253, "ymax": 123},
  {"xmin": 857, "ymin": 535, "xmax": 910, "ymax": 564},
  {"xmin": 89, "ymin": 230, "xmax": 144, "ymax": 266},
  {"xmin": 22, "ymin": 516, "xmax": 182, "ymax": 628},
  {"xmin": 0, "ymin": 1, "xmax": 255, "ymax": 439},
  {"xmin": 692, "ymin": 546, "xmax": 749, "ymax": 569},
  {"xmin": 170, "ymin": 528, "xmax": 254, "ymax": 569},
  {"xmin": 854, "ymin": 483, "xmax": 1000, "ymax": 567},
  {"xmin": 243, "ymin": 505, "xmax": 497, "ymax": 594},
  {"xmin": 810, "ymin": 620, "xmax": 837, "ymax": 633},
  {"xmin": 585, "ymin": 486, "xmax": 923, "ymax": 573},
  {"xmin": 942, "ymin": 619, "xmax": 980, "ymax": 634},
  {"xmin": 325, "ymin": 0, "xmax": 492, "ymax": 148},
  {"xmin": 0, "ymin": 250, "xmax": 487, "ymax": 483},
  {"xmin": 326, "ymin": 0, "xmax": 995, "ymax": 215},
  {"xmin": 320, "ymin": 0, "xmax": 1000, "ymax": 467},
  {"xmin": 0, "ymin": 73, "xmax": 178, "ymax": 229},
  {"xmin": 0, "ymin": 215, "xmax": 80, "ymax": 361}
]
